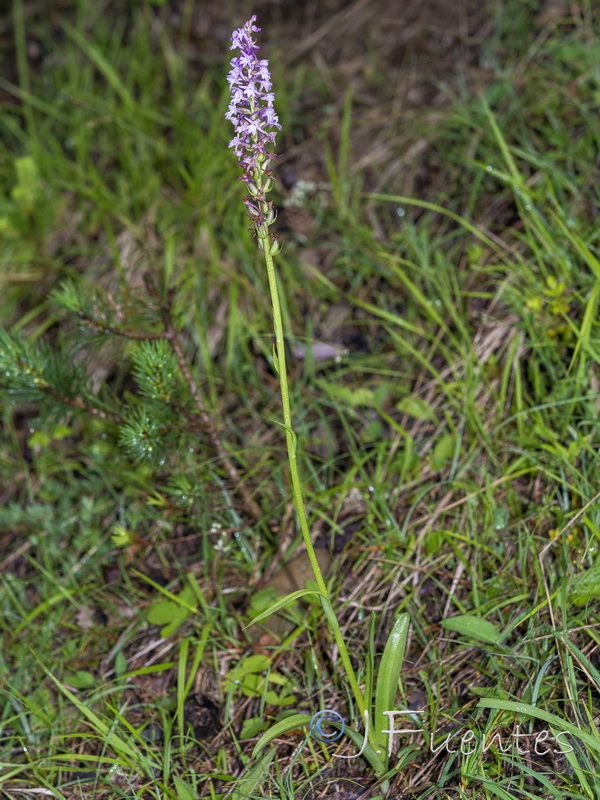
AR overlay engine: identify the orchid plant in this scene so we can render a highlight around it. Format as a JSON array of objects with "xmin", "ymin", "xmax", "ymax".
[
  {"xmin": 225, "ymin": 20, "xmax": 411, "ymax": 788},
  {"xmin": 226, "ymin": 15, "xmax": 367, "ymax": 726}
]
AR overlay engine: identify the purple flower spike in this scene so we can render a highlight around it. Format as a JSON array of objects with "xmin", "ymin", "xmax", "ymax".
[{"xmin": 226, "ymin": 16, "xmax": 281, "ymax": 253}]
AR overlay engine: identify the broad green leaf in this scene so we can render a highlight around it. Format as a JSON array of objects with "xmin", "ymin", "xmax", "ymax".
[
  {"xmin": 238, "ymin": 674, "xmax": 262, "ymax": 697},
  {"xmin": 317, "ymin": 380, "xmax": 375, "ymax": 408},
  {"xmin": 237, "ymin": 654, "xmax": 271, "ymax": 675},
  {"xmin": 227, "ymin": 654, "xmax": 274, "ymax": 697},
  {"xmin": 396, "ymin": 396, "xmax": 435, "ymax": 421},
  {"xmin": 248, "ymin": 586, "xmax": 277, "ymax": 618},
  {"xmin": 52, "ymin": 424, "xmax": 72, "ymax": 440},
  {"xmin": 173, "ymin": 776, "xmax": 196, "ymax": 800},
  {"xmin": 28, "ymin": 431, "xmax": 50, "ymax": 448},
  {"xmin": 12, "ymin": 156, "xmax": 40, "ymax": 213},
  {"xmin": 240, "ymin": 717, "xmax": 269, "ymax": 739},
  {"xmin": 424, "ymin": 529, "xmax": 445, "ymax": 555},
  {"xmin": 147, "ymin": 584, "xmax": 197, "ymax": 636},
  {"xmin": 442, "ymin": 615, "xmax": 502, "ymax": 644},
  {"xmin": 147, "ymin": 599, "xmax": 187, "ymax": 625},
  {"xmin": 263, "ymin": 690, "xmax": 295, "ymax": 706},
  {"xmin": 64, "ymin": 670, "xmax": 95, "ymax": 689},
  {"xmin": 267, "ymin": 672, "xmax": 289, "ymax": 686},
  {"xmin": 373, "ymin": 613, "xmax": 409, "ymax": 753},
  {"xmin": 160, "ymin": 620, "xmax": 184, "ymax": 638},
  {"xmin": 431, "ymin": 433, "xmax": 456, "ymax": 469},
  {"xmin": 114, "ymin": 651, "xmax": 127, "ymax": 677}
]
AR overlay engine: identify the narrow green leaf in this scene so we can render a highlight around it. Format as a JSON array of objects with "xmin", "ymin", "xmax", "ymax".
[
  {"xmin": 352, "ymin": 297, "xmax": 432, "ymax": 339},
  {"xmin": 365, "ymin": 613, "xmax": 376, "ymax": 717},
  {"xmin": 132, "ymin": 570, "xmax": 198, "ymax": 613},
  {"xmin": 340, "ymin": 723, "xmax": 387, "ymax": 777},
  {"xmin": 61, "ymin": 20, "xmax": 141, "ymax": 115},
  {"xmin": 477, "ymin": 698, "xmax": 600, "ymax": 755},
  {"xmin": 231, "ymin": 747, "xmax": 276, "ymax": 800},
  {"xmin": 569, "ymin": 281, "xmax": 600, "ymax": 372},
  {"xmin": 365, "ymin": 193, "xmax": 514, "ymax": 265},
  {"xmin": 373, "ymin": 613, "xmax": 409, "ymax": 752},
  {"xmin": 550, "ymin": 210, "xmax": 600, "ymax": 282},
  {"xmin": 34, "ymin": 657, "xmax": 152, "ymax": 766},
  {"xmin": 252, "ymin": 714, "xmax": 312, "ymax": 758},
  {"xmin": 465, "ymin": 777, "xmax": 519, "ymax": 800},
  {"xmin": 244, "ymin": 590, "xmax": 324, "ymax": 628},
  {"xmin": 559, "ymin": 636, "xmax": 600, "ymax": 688},
  {"xmin": 568, "ymin": 563, "xmax": 600, "ymax": 606}
]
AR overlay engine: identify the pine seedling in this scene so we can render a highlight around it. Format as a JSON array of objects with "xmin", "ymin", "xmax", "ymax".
[
  {"xmin": 118, "ymin": 403, "xmax": 169, "ymax": 464},
  {"xmin": 0, "ymin": 329, "xmax": 49, "ymax": 398},
  {"xmin": 1, "ymin": 274, "xmax": 262, "ymax": 519},
  {"xmin": 0, "ymin": 329, "xmax": 98, "ymax": 416},
  {"xmin": 131, "ymin": 340, "xmax": 179, "ymax": 405}
]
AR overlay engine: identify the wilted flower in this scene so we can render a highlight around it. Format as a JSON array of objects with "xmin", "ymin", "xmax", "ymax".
[{"xmin": 226, "ymin": 15, "xmax": 281, "ymax": 252}]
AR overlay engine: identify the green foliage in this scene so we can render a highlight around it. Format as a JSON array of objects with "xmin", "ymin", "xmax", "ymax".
[
  {"xmin": 441, "ymin": 614, "xmax": 503, "ymax": 644},
  {"xmin": 118, "ymin": 402, "xmax": 171, "ymax": 463},
  {"xmin": 0, "ymin": 328, "xmax": 48, "ymax": 397},
  {"xmin": 51, "ymin": 278, "xmax": 89, "ymax": 316},
  {"xmin": 569, "ymin": 563, "xmax": 600, "ymax": 607},
  {"xmin": 0, "ymin": 155, "xmax": 54, "ymax": 293},
  {"xmin": 131, "ymin": 339, "xmax": 178, "ymax": 403},
  {"xmin": 373, "ymin": 613, "xmax": 409, "ymax": 763},
  {"xmin": 0, "ymin": 329, "xmax": 95, "ymax": 416},
  {"xmin": 147, "ymin": 583, "xmax": 197, "ymax": 637}
]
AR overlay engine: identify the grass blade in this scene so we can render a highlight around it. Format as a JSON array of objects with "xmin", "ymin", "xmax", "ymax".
[
  {"xmin": 231, "ymin": 747, "xmax": 276, "ymax": 800},
  {"xmin": 477, "ymin": 698, "xmax": 600, "ymax": 755}
]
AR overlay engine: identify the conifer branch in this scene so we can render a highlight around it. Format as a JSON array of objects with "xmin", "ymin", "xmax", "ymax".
[
  {"xmin": 0, "ymin": 329, "xmax": 119, "ymax": 423},
  {"xmin": 42, "ymin": 383, "xmax": 120, "ymax": 423},
  {"xmin": 75, "ymin": 312, "xmax": 166, "ymax": 340},
  {"xmin": 164, "ymin": 320, "xmax": 262, "ymax": 524},
  {"xmin": 141, "ymin": 275, "xmax": 262, "ymax": 524}
]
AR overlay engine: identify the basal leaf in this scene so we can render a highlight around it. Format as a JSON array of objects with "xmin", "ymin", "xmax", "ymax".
[{"xmin": 373, "ymin": 613, "xmax": 409, "ymax": 753}]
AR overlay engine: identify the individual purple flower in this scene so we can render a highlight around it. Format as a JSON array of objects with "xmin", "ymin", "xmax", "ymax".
[{"xmin": 226, "ymin": 16, "xmax": 282, "ymax": 253}]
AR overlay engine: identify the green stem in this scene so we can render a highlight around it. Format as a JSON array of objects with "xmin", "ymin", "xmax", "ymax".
[{"xmin": 262, "ymin": 244, "xmax": 366, "ymax": 721}]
